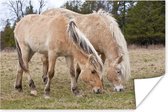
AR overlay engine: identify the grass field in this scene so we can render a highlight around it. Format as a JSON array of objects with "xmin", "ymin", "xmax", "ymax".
[{"xmin": 0, "ymin": 47, "xmax": 165, "ymax": 109}]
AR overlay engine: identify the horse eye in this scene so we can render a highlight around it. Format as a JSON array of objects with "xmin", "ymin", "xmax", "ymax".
[
  {"xmin": 117, "ymin": 70, "xmax": 121, "ymax": 74},
  {"xmin": 91, "ymin": 70, "xmax": 96, "ymax": 74}
]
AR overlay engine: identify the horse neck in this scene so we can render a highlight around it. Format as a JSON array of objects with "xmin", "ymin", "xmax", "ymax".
[
  {"xmin": 104, "ymin": 40, "xmax": 120, "ymax": 63},
  {"xmin": 72, "ymin": 49, "xmax": 89, "ymax": 69}
]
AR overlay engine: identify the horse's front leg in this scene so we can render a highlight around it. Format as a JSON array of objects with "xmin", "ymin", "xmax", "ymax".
[
  {"xmin": 65, "ymin": 56, "xmax": 80, "ymax": 96},
  {"xmin": 44, "ymin": 51, "xmax": 57, "ymax": 99},
  {"xmin": 41, "ymin": 55, "xmax": 48, "ymax": 84},
  {"xmin": 75, "ymin": 64, "xmax": 81, "ymax": 83}
]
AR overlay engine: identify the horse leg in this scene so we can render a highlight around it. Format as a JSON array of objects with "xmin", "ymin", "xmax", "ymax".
[
  {"xmin": 21, "ymin": 48, "xmax": 37, "ymax": 96},
  {"xmin": 15, "ymin": 48, "xmax": 35, "ymax": 94},
  {"xmin": 15, "ymin": 63, "xmax": 23, "ymax": 92},
  {"xmin": 66, "ymin": 56, "xmax": 80, "ymax": 96},
  {"xmin": 41, "ymin": 55, "xmax": 48, "ymax": 84},
  {"xmin": 44, "ymin": 51, "xmax": 57, "ymax": 98},
  {"xmin": 75, "ymin": 64, "xmax": 81, "ymax": 83}
]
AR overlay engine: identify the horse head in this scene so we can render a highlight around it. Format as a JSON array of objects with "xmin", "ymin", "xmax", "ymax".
[
  {"xmin": 80, "ymin": 54, "xmax": 103, "ymax": 94},
  {"xmin": 107, "ymin": 55, "xmax": 125, "ymax": 92}
]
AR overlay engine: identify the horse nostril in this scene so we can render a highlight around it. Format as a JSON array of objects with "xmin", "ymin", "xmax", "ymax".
[
  {"xmin": 95, "ymin": 90, "xmax": 99, "ymax": 94},
  {"xmin": 113, "ymin": 85, "xmax": 124, "ymax": 92},
  {"xmin": 97, "ymin": 89, "xmax": 100, "ymax": 93},
  {"xmin": 96, "ymin": 88, "xmax": 102, "ymax": 94},
  {"xmin": 93, "ymin": 88, "xmax": 102, "ymax": 94}
]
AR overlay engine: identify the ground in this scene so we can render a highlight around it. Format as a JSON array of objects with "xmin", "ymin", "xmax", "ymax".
[{"xmin": 0, "ymin": 47, "xmax": 165, "ymax": 109}]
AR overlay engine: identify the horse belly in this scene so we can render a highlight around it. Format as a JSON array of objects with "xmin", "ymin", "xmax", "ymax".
[{"xmin": 26, "ymin": 36, "xmax": 48, "ymax": 54}]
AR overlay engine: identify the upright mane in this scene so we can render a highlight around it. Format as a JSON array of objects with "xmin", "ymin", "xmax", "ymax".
[
  {"xmin": 67, "ymin": 20, "xmax": 103, "ymax": 73},
  {"xmin": 96, "ymin": 9, "xmax": 131, "ymax": 80}
]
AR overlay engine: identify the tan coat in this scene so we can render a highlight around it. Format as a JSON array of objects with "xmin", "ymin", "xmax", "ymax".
[{"xmin": 42, "ymin": 8, "xmax": 130, "ymax": 92}]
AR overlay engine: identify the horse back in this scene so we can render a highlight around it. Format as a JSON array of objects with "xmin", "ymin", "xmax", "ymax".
[
  {"xmin": 14, "ymin": 14, "xmax": 69, "ymax": 54},
  {"xmin": 42, "ymin": 8, "xmax": 81, "ymax": 18}
]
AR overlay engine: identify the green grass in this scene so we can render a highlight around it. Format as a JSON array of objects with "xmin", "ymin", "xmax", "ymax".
[{"xmin": 0, "ymin": 47, "xmax": 165, "ymax": 109}]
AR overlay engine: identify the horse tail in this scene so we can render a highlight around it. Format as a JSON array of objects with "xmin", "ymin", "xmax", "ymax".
[{"xmin": 14, "ymin": 37, "xmax": 28, "ymax": 72}]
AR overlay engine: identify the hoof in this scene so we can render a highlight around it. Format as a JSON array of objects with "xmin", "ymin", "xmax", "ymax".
[
  {"xmin": 30, "ymin": 90, "xmax": 37, "ymax": 96},
  {"xmin": 15, "ymin": 85, "xmax": 23, "ymax": 92},
  {"xmin": 44, "ymin": 94, "xmax": 50, "ymax": 99},
  {"xmin": 76, "ymin": 93, "xmax": 83, "ymax": 97},
  {"xmin": 71, "ymin": 87, "xmax": 80, "ymax": 96}
]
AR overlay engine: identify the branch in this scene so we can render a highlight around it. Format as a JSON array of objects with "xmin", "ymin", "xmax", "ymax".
[
  {"xmin": 18, "ymin": 0, "xmax": 24, "ymax": 17},
  {"xmin": 8, "ymin": 0, "xmax": 18, "ymax": 18},
  {"xmin": 38, "ymin": 0, "xmax": 46, "ymax": 14}
]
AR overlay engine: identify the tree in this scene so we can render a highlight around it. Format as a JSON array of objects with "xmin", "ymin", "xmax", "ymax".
[
  {"xmin": 62, "ymin": 0, "xmax": 82, "ymax": 13},
  {"xmin": 80, "ymin": 0, "xmax": 113, "ymax": 14},
  {"xmin": 110, "ymin": 1, "xmax": 135, "ymax": 33},
  {"xmin": 25, "ymin": 0, "xmax": 35, "ymax": 15},
  {"xmin": 125, "ymin": 1, "xmax": 165, "ymax": 46},
  {"xmin": 80, "ymin": 1, "xmax": 97, "ymax": 14},
  {"xmin": 1, "ymin": 20, "xmax": 15, "ymax": 49},
  {"xmin": 1, "ymin": 0, "xmax": 47, "ymax": 49},
  {"xmin": 4, "ymin": 0, "xmax": 46, "ymax": 21},
  {"xmin": 38, "ymin": 0, "xmax": 46, "ymax": 14},
  {"xmin": 4, "ymin": 0, "xmax": 26, "ymax": 22}
]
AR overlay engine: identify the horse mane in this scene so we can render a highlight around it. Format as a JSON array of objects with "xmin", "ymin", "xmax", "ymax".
[
  {"xmin": 96, "ymin": 9, "xmax": 131, "ymax": 80},
  {"xmin": 67, "ymin": 20, "xmax": 103, "ymax": 73}
]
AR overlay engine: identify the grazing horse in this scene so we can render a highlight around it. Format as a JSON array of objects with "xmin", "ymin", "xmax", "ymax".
[
  {"xmin": 42, "ymin": 8, "xmax": 130, "ymax": 92},
  {"xmin": 14, "ymin": 13, "xmax": 103, "ymax": 98}
]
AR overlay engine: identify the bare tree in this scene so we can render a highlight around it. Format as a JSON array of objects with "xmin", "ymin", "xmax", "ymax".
[
  {"xmin": 3, "ymin": 0, "xmax": 47, "ymax": 23},
  {"xmin": 4, "ymin": 0, "xmax": 26, "ymax": 22},
  {"xmin": 38, "ymin": 0, "xmax": 46, "ymax": 14}
]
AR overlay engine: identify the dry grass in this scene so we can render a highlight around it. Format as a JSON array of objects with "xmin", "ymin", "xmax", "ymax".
[
  {"xmin": 0, "ymin": 47, "xmax": 165, "ymax": 109},
  {"xmin": 129, "ymin": 47, "xmax": 165, "ymax": 79}
]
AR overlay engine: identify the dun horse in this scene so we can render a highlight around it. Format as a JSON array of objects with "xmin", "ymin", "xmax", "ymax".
[
  {"xmin": 14, "ymin": 13, "xmax": 103, "ymax": 98},
  {"xmin": 42, "ymin": 8, "xmax": 130, "ymax": 92}
]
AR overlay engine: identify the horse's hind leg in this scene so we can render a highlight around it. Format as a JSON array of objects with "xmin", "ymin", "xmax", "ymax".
[
  {"xmin": 15, "ymin": 63, "xmax": 23, "ymax": 92},
  {"xmin": 66, "ymin": 56, "xmax": 80, "ymax": 96},
  {"xmin": 44, "ymin": 51, "xmax": 57, "ymax": 98},
  {"xmin": 41, "ymin": 55, "xmax": 48, "ymax": 84},
  {"xmin": 15, "ymin": 47, "xmax": 36, "ymax": 95},
  {"xmin": 15, "ymin": 48, "xmax": 33, "ymax": 91},
  {"xmin": 22, "ymin": 47, "xmax": 37, "ymax": 96}
]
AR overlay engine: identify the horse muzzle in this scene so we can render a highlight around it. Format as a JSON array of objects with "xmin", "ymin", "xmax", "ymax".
[
  {"xmin": 92, "ymin": 87, "xmax": 103, "ymax": 94},
  {"xmin": 113, "ymin": 84, "xmax": 124, "ymax": 92}
]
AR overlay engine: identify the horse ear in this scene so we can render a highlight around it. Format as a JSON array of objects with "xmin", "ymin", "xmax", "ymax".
[
  {"xmin": 89, "ymin": 54, "xmax": 98, "ymax": 69},
  {"xmin": 113, "ymin": 55, "xmax": 123, "ymax": 66},
  {"xmin": 117, "ymin": 55, "xmax": 123, "ymax": 64}
]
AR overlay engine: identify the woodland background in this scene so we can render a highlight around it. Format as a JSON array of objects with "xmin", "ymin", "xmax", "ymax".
[{"xmin": 0, "ymin": 0, "xmax": 165, "ymax": 49}]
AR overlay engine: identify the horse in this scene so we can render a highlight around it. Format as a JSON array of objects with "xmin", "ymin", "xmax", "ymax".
[
  {"xmin": 14, "ymin": 13, "xmax": 104, "ymax": 98},
  {"xmin": 42, "ymin": 8, "xmax": 130, "ymax": 92}
]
